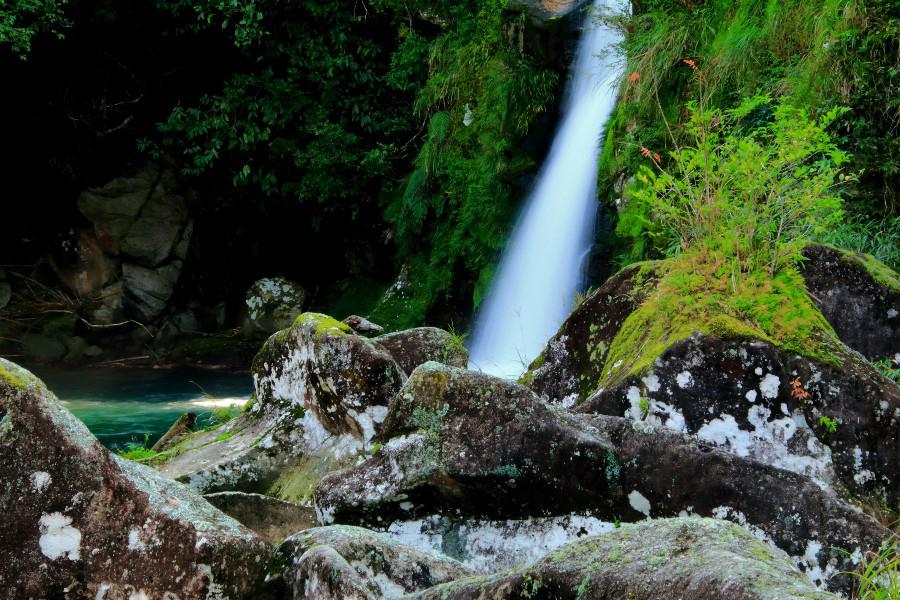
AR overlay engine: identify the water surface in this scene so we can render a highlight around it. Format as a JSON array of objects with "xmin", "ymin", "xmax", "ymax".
[{"xmin": 30, "ymin": 366, "xmax": 251, "ymax": 449}]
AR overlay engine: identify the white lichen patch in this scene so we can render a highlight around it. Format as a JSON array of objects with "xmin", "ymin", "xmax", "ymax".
[
  {"xmin": 642, "ymin": 372, "xmax": 660, "ymax": 392},
  {"xmin": 745, "ymin": 390, "xmax": 757, "ymax": 403},
  {"xmin": 30, "ymin": 471, "xmax": 51, "ymax": 493},
  {"xmin": 675, "ymin": 371, "xmax": 694, "ymax": 389},
  {"xmin": 759, "ymin": 373, "xmax": 781, "ymax": 399},
  {"xmin": 628, "ymin": 490, "xmax": 651, "ymax": 517},
  {"xmin": 38, "ymin": 512, "xmax": 81, "ymax": 561},
  {"xmin": 387, "ymin": 513, "xmax": 616, "ymax": 573},
  {"xmin": 127, "ymin": 528, "xmax": 146, "ymax": 552}
]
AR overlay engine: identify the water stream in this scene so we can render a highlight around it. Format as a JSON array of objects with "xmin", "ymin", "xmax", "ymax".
[
  {"xmin": 31, "ymin": 366, "xmax": 251, "ymax": 449},
  {"xmin": 468, "ymin": 0, "xmax": 626, "ymax": 378}
]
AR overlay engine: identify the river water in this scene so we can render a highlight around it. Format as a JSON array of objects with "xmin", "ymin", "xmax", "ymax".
[{"xmin": 30, "ymin": 366, "xmax": 251, "ymax": 449}]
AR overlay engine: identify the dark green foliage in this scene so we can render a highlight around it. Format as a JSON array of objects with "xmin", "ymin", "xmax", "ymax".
[
  {"xmin": 144, "ymin": 0, "xmax": 420, "ymax": 220},
  {"xmin": 372, "ymin": 1, "xmax": 559, "ymax": 328},
  {"xmin": 602, "ymin": 0, "xmax": 899, "ymax": 265},
  {"xmin": 0, "ymin": 0, "xmax": 68, "ymax": 58}
]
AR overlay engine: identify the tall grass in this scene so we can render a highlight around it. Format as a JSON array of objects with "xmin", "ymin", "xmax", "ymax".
[{"xmin": 850, "ymin": 535, "xmax": 900, "ymax": 600}]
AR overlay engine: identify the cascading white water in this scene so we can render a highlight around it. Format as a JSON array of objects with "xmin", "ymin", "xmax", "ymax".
[{"xmin": 468, "ymin": 0, "xmax": 626, "ymax": 378}]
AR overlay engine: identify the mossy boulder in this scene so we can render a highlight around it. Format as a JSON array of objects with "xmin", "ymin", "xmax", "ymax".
[
  {"xmin": 525, "ymin": 246, "xmax": 900, "ymax": 507},
  {"xmin": 580, "ymin": 333, "xmax": 900, "ymax": 507},
  {"xmin": 253, "ymin": 312, "xmax": 405, "ymax": 440},
  {"xmin": 374, "ymin": 327, "xmax": 469, "ymax": 375},
  {"xmin": 800, "ymin": 244, "xmax": 899, "ymax": 362},
  {"xmin": 315, "ymin": 365, "xmax": 884, "ymax": 594},
  {"xmin": 410, "ymin": 517, "xmax": 839, "ymax": 600},
  {"xmin": 275, "ymin": 525, "xmax": 474, "ymax": 599},
  {"xmin": 156, "ymin": 312, "xmax": 406, "ymax": 502},
  {"xmin": 245, "ymin": 276, "xmax": 307, "ymax": 333},
  {"xmin": 0, "ymin": 358, "xmax": 270, "ymax": 598}
]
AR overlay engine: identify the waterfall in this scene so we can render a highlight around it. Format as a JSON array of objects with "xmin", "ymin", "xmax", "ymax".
[{"xmin": 468, "ymin": 0, "xmax": 626, "ymax": 378}]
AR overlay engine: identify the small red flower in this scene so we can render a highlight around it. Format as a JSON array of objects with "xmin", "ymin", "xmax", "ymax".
[
  {"xmin": 640, "ymin": 146, "xmax": 651, "ymax": 158},
  {"xmin": 683, "ymin": 58, "xmax": 698, "ymax": 71},
  {"xmin": 653, "ymin": 152, "xmax": 661, "ymax": 162},
  {"xmin": 628, "ymin": 71, "xmax": 640, "ymax": 83}
]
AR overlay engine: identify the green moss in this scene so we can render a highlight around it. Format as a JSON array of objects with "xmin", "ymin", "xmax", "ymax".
[
  {"xmin": 118, "ymin": 446, "xmax": 159, "ymax": 462},
  {"xmin": 213, "ymin": 431, "xmax": 235, "ymax": 443},
  {"xmin": 600, "ymin": 252, "xmax": 842, "ymax": 388},
  {"xmin": 0, "ymin": 363, "xmax": 28, "ymax": 390},
  {"xmin": 845, "ymin": 249, "xmax": 900, "ymax": 293},
  {"xmin": 294, "ymin": 312, "xmax": 352, "ymax": 337}
]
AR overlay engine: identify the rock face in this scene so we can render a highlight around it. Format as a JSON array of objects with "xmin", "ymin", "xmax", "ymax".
[
  {"xmin": 411, "ymin": 517, "xmax": 838, "ymax": 600},
  {"xmin": 801, "ymin": 244, "xmax": 899, "ymax": 363},
  {"xmin": 71, "ymin": 164, "xmax": 193, "ymax": 322},
  {"xmin": 0, "ymin": 358, "xmax": 270, "ymax": 598},
  {"xmin": 316, "ymin": 363, "xmax": 884, "ymax": 593},
  {"xmin": 342, "ymin": 314, "xmax": 384, "ymax": 337},
  {"xmin": 277, "ymin": 525, "xmax": 474, "ymax": 599},
  {"xmin": 246, "ymin": 277, "xmax": 307, "ymax": 333},
  {"xmin": 204, "ymin": 491, "xmax": 316, "ymax": 545},
  {"xmin": 155, "ymin": 313, "xmax": 407, "ymax": 501},
  {"xmin": 580, "ymin": 334, "xmax": 900, "ymax": 506},
  {"xmin": 374, "ymin": 327, "xmax": 469, "ymax": 375},
  {"xmin": 524, "ymin": 248, "xmax": 900, "ymax": 506}
]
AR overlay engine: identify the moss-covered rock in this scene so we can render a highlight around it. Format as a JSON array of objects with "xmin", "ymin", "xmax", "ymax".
[
  {"xmin": 275, "ymin": 525, "xmax": 474, "ymax": 599},
  {"xmin": 0, "ymin": 358, "xmax": 271, "ymax": 598},
  {"xmin": 315, "ymin": 365, "xmax": 883, "ymax": 594},
  {"xmin": 245, "ymin": 276, "xmax": 307, "ymax": 333},
  {"xmin": 374, "ymin": 327, "xmax": 469, "ymax": 375},
  {"xmin": 156, "ymin": 312, "xmax": 406, "ymax": 503},
  {"xmin": 409, "ymin": 517, "xmax": 839, "ymax": 600},
  {"xmin": 580, "ymin": 333, "xmax": 900, "ymax": 508},
  {"xmin": 801, "ymin": 244, "xmax": 899, "ymax": 363}
]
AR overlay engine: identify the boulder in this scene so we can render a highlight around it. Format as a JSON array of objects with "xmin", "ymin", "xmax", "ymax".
[
  {"xmin": 374, "ymin": 327, "xmax": 469, "ymax": 375},
  {"xmin": 523, "ymin": 261, "xmax": 660, "ymax": 405},
  {"xmin": 276, "ymin": 525, "xmax": 474, "ymax": 599},
  {"xmin": 246, "ymin": 277, "xmax": 307, "ymax": 333},
  {"xmin": 204, "ymin": 492, "xmax": 316, "ymax": 545},
  {"xmin": 0, "ymin": 358, "xmax": 270, "ymax": 598},
  {"xmin": 155, "ymin": 313, "xmax": 406, "ymax": 503},
  {"xmin": 411, "ymin": 517, "xmax": 838, "ymax": 600},
  {"xmin": 78, "ymin": 165, "xmax": 191, "ymax": 268},
  {"xmin": 315, "ymin": 364, "xmax": 885, "ymax": 593},
  {"xmin": 525, "ymin": 249, "xmax": 900, "ymax": 506},
  {"xmin": 48, "ymin": 229, "xmax": 118, "ymax": 298},
  {"xmin": 254, "ymin": 313, "xmax": 405, "ymax": 440},
  {"xmin": 801, "ymin": 244, "xmax": 899, "ymax": 363},
  {"xmin": 580, "ymin": 334, "xmax": 900, "ymax": 506},
  {"xmin": 342, "ymin": 314, "xmax": 384, "ymax": 337},
  {"xmin": 122, "ymin": 260, "xmax": 184, "ymax": 321},
  {"xmin": 73, "ymin": 164, "xmax": 193, "ymax": 324}
]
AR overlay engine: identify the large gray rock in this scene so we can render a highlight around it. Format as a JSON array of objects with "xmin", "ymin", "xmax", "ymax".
[
  {"xmin": 155, "ymin": 313, "xmax": 406, "ymax": 503},
  {"xmin": 315, "ymin": 363, "xmax": 885, "ymax": 594},
  {"xmin": 73, "ymin": 164, "xmax": 193, "ymax": 323},
  {"xmin": 0, "ymin": 359, "xmax": 270, "ymax": 598},
  {"xmin": 374, "ymin": 327, "xmax": 469, "ymax": 375},
  {"xmin": 246, "ymin": 277, "xmax": 307, "ymax": 333},
  {"xmin": 410, "ymin": 517, "xmax": 838, "ymax": 600},
  {"xmin": 78, "ymin": 165, "xmax": 191, "ymax": 268},
  {"xmin": 801, "ymin": 244, "xmax": 899, "ymax": 363},
  {"xmin": 122, "ymin": 260, "xmax": 184, "ymax": 321},
  {"xmin": 277, "ymin": 525, "xmax": 474, "ymax": 599}
]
